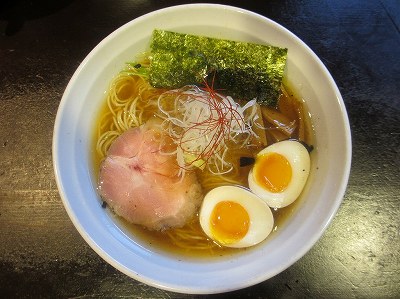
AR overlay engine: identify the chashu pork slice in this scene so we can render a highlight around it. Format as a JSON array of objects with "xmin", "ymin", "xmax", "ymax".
[{"xmin": 98, "ymin": 121, "xmax": 203, "ymax": 231}]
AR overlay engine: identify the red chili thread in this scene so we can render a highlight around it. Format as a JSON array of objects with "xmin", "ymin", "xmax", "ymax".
[{"xmin": 172, "ymin": 75, "xmax": 246, "ymax": 169}]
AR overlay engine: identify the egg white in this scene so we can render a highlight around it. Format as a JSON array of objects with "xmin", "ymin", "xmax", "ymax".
[
  {"xmin": 248, "ymin": 140, "xmax": 310, "ymax": 208},
  {"xmin": 199, "ymin": 185, "xmax": 274, "ymax": 248}
]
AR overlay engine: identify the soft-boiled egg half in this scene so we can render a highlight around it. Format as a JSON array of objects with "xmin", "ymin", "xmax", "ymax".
[
  {"xmin": 199, "ymin": 186, "xmax": 274, "ymax": 248},
  {"xmin": 248, "ymin": 140, "xmax": 310, "ymax": 208}
]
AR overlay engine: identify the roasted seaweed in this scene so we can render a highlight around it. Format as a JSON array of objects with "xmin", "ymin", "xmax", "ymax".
[{"xmin": 149, "ymin": 29, "xmax": 288, "ymax": 106}]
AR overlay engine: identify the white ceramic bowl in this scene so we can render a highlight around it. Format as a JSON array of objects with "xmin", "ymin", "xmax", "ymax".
[{"xmin": 53, "ymin": 4, "xmax": 351, "ymax": 294}]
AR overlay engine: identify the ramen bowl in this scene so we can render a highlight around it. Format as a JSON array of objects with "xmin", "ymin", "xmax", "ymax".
[{"xmin": 53, "ymin": 4, "xmax": 351, "ymax": 294}]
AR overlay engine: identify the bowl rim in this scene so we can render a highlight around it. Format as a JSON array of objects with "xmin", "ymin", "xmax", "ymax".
[{"xmin": 52, "ymin": 3, "xmax": 352, "ymax": 294}]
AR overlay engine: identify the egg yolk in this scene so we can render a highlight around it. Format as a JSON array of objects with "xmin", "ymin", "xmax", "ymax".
[
  {"xmin": 210, "ymin": 201, "xmax": 250, "ymax": 244},
  {"xmin": 254, "ymin": 152, "xmax": 292, "ymax": 193}
]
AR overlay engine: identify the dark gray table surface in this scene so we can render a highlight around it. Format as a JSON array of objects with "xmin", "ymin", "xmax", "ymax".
[{"xmin": 1, "ymin": 0, "xmax": 399, "ymax": 298}]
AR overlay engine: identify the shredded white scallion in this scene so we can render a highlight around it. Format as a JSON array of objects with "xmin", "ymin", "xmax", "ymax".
[{"xmin": 157, "ymin": 85, "xmax": 259, "ymax": 176}]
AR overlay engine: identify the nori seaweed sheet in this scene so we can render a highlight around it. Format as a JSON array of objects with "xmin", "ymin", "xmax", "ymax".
[{"xmin": 149, "ymin": 29, "xmax": 288, "ymax": 106}]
